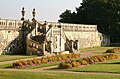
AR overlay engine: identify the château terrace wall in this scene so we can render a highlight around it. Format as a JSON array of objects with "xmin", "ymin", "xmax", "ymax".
[
  {"xmin": 0, "ymin": 19, "xmax": 110, "ymax": 54},
  {"xmin": 50, "ymin": 22, "xmax": 102, "ymax": 49},
  {"xmin": 0, "ymin": 19, "xmax": 23, "ymax": 55}
]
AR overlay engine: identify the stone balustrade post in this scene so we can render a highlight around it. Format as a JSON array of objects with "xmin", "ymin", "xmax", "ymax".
[
  {"xmin": 75, "ymin": 40, "xmax": 79, "ymax": 50},
  {"xmin": 42, "ymin": 41, "xmax": 46, "ymax": 55},
  {"xmin": 49, "ymin": 40, "xmax": 53, "ymax": 54},
  {"xmin": 70, "ymin": 40, "xmax": 74, "ymax": 52},
  {"xmin": 50, "ymin": 26, "xmax": 53, "ymax": 54}
]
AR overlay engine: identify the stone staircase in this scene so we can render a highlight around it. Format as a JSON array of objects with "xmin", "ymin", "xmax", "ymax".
[
  {"xmin": 2, "ymin": 20, "xmax": 45, "ymax": 55},
  {"xmin": 25, "ymin": 20, "xmax": 52, "ymax": 56},
  {"xmin": 61, "ymin": 30, "xmax": 73, "ymax": 52},
  {"xmin": 2, "ymin": 37, "xmax": 23, "ymax": 54},
  {"xmin": 3, "ymin": 19, "xmax": 72, "ymax": 56},
  {"xmin": 26, "ymin": 38, "xmax": 44, "ymax": 56}
]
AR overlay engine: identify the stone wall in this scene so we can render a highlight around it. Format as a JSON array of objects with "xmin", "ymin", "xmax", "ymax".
[
  {"xmin": 0, "ymin": 19, "xmax": 22, "ymax": 55},
  {"xmin": 49, "ymin": 22, "xmax": 102, "ymax": 49},
  {"xmin": 40, "ymin": 22, "xmax": 110, "ymax": 53},
  {"xmin": 0, "ymin": 30, "xmax": 19, "ymax": 55},
  {"xmin": 0, "ymin": 19, "xmax": 110, "ymax": 55},
  {"xmin": 60, "ymin": 23, "xmax": 100, "ymax": 48},
  {"xmin": 99, "ymin": 33, "xmax": 110, "ymax": 46},
  {"xmin": 64, "ymin": 31, "xmax": 100, "ymax": 48}
]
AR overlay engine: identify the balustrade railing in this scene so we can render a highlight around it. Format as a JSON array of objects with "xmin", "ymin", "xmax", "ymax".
[
  {"xmin": 25, "ymin": 21, "xmax": 47, "ymax": 55},
  {"xmin": 26, "ymin": 38, "xmax": 43, "ymax": 55},
  {"xmin": 62, "ymin": 30, "xmax": 71, "ymax": 51}
]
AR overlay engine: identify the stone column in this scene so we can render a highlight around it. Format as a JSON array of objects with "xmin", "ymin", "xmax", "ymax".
[
  {"xmin": 50, "ymin": 26, "xmax": 53, "ymax": 54},
  {"xmin": 50, "ymin": 41, "xmax": 53, "ymax": 54},
  {"xmin": 58, "ymin": 25, "xmax": 62, "ymax": 53},
  {"xmin": 70, "ymin": 40, "xmax": 74, "ymax": 52},
  {"xmin": 60, "ymin": 25, "xmax": 62, "ymax": 52},
  {"xmin": 35, "ymin": 23, "xmax": 38, "ymax": 35},
  {"xmin": 75, "ymin": 40, "xmax": 79, "ymax": 50},
  {"xmin": 42, "ymin": 41, "xmax": 46, "ymax": 55}
]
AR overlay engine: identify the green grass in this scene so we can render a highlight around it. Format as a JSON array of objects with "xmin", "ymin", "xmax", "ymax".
[
  {"xmin": 0, "ymin": 55, "xmax": 36, "ymax": 62},
  {"xmin": 0, "ymin": 70, "xmax": 120, "ymax": 79},
  {"xmin": 80, "ymin": 47, "xmax": 115, "ymax": 52},
  {"xmin": 0, "ymin": 64, "xmax": 12, "ymax": 69},
  {"xmin": 0, "ymin": 62, "xmax": 59, "ymax": 69},
  {"xmin": 25, "ymin": 62, "xmax": 59, "ymax": 69},
  {"xmin": 0, "ymin": 47, "xmax": 116, "ymax": 62},
  {"xmin": 1, "ymin": 47, "xmax": 120, "ymax": 79},
  {"xmin": 71, "ymin": 59, "xmax": 120, "ymax": 74}
]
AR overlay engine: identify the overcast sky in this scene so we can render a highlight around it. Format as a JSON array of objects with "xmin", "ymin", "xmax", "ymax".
[{"xmin": 0, "ymin": 0, "xmax": 82, "ymax": 22}]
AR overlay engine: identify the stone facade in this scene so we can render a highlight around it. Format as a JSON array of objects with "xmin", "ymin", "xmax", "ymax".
[
  {"xmin": 0, "ymin": 19, "xmax": 23, "ymax": 55},
  {"xmin": 43, "ymin": 22, "xmax": 101, "ymax": 53},
  {"xmin": 0, "ymin": 19, "xmax": 110, "ymax": 55}
]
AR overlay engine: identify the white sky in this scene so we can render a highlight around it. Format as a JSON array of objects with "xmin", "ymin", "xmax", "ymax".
[{"xmin": 0, "ymin": 0, "xmax": 82, "ymax": 22}]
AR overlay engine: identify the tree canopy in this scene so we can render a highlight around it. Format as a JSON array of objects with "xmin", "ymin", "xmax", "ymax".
[{"xmin": 59, "ymin": 0, "xmax": 120, "ymax": 42}]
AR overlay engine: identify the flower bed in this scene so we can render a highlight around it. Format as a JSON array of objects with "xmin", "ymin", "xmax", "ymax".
[
  {"xmin": 58, "ymin": 54, "xmax": 119, "ymax": 69},
  {"xmin": 12, "ymin": 53, "xmax": 80, "ymax": 68},
  {"xmin": 106, "ymin": 48, "xmax": 120, "ymax": 53}
]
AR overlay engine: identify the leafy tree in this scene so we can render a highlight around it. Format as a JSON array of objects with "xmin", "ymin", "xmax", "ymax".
[
  {"xmin": 59, "ymin": 9, "xmax": 77, "ymax": 23},
  {"xmin": 59, "ymin": 0, "xmax": 120, "ymax": 42}
]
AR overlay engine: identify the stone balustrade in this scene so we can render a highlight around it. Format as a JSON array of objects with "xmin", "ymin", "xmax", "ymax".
[
  {"xmin": 46, "ymin": 22, "xmax": 97, "ymax": 32},
  {"xmin": 0, "ymin": 19, "xmax": 23, "ymax": 30},
  {"xmin": 0, "ymin": 19, "xmax": 97, "ymax": 32}
]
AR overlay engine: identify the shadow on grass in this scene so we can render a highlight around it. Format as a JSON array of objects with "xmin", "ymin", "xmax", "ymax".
[
  {"xmin": 0, "ymin": 64, "xmax": 13, "ymax": 69},
  {"xmin": 71, "ymin": 70, "xmax": 120, "ymax": 74},
  {"xmin": 46, "ymin": 67, "xmax": 60, "ymax": 70},
  {"xmin": 100, "ymin": 62, "xmax": 120, "ymax": 64}
]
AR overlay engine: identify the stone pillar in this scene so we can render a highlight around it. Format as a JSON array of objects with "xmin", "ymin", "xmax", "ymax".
[
  {"xmin": 60, "ymin": 26, "xmax": 62, "ymax": 52},
  {"xmin": 57, "ymin": 24, "xmax": 62, "ymax": 52},
  {"xmin": 70, "ymin": 40, "xmax": 74, "ymax": 52},
  {"xmin": 75, "ymin": 40, "xmax": 79, "ymax": 50},
  {"xmin": 34, "ymin": 21, "xmax": 37, "ymax": 36},
  {"xmin": 35, "ymin": 23, "xmax": 38, "ymax": 35},
  {"xmin": 50, "ymin": 41, "xmax": 53, "ymax": 54},
  {"xmin": 50, "ymin": 26, "xmax": 53, "ymax": 54},
  {"xmin": 42, "ymin": 41, "xmax": 46, "ymax": 55}
]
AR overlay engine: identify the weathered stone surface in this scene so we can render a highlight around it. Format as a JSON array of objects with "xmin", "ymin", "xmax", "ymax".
[
  {"xmin": 0, "ymin": 30, "xmax": 19, "ymax": 54},
  {"xmin": 0, "ymin": 19, "xmax": 22, "ymax": 54},
  {"xmin": 64, "ymin": 31, "xmax": 100, "ymax": 48},
  {"xmin": 0, "ymin": 19, "xmax": 110, "ymax": 55}
]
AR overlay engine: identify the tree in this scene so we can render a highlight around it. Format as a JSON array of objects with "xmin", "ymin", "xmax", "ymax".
[
  {"xmin": 59, "ymin": 10, "xmax": 72, "ymax": 23},
  {"xmin": 59, "ymin": 9, "xmax": 77, "ymax": 23},
  {"xmin": 58, "ymin": 0, "xmax": 120, "ymax": 42}
]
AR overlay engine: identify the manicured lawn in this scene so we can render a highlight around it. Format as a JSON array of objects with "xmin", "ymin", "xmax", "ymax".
[
  {"xmin": 0, "ymin": 62, "xmax": 59, "ymax": 69},
  {"xmin": 71, "ymin": 59, "xmax": 120, "ymax": 74},
  {"xmin": 0, "ymin": 47, "xmax": 120, "ymax": 79},
  {"xmin": 0, "ymin": 47, "xmax": 116, "ymax": 62},
  {"xmin": 0, "ymin": 55, "xmax": 36, "ymax": 62},
  {"xmin": 80, "ymin": 47, "xmax": 115, "ymax": 52},
  {"xmin": 0, "ymin": 70, "xmax": 120, "ymax": 79},
  {"xmin": 25, "ymin": 62, "xmax": 59, "ymax": 69},
  {"xmin": 0, "ymin": 64, "xmax": 12, "ymax": 69}
]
